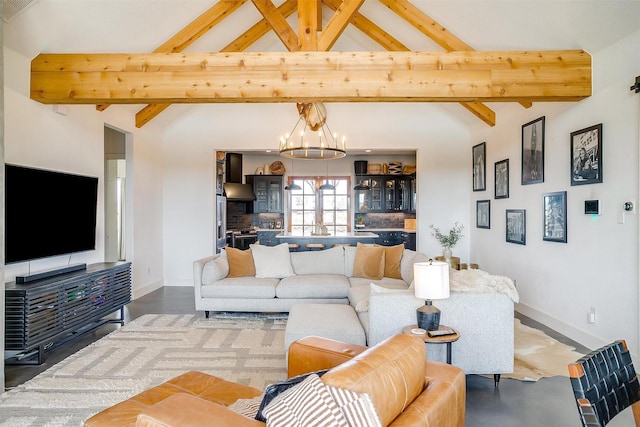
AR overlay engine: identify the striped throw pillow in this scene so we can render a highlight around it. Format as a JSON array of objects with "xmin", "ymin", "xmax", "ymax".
[
  {"xmin": 327, "ymin": 385, "xmax": 381, "ymax": 427},
  {"xmin": 262, "ymin": 374, "xmax": 348, "ymax": 427}
]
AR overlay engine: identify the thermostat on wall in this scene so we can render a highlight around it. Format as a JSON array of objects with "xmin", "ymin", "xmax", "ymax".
[{"xmin": 585, "ymin": 200, "xmax": 600, "ymax": 215}]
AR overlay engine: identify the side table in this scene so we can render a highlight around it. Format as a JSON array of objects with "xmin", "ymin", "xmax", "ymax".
[{"xmin": 402, "ymin": 325, "xmax": 460, "ymax": 364}]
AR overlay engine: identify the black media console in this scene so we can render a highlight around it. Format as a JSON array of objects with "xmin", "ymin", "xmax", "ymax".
[{"xmin": 4, "ymin": 262, "xmax": 132, "ymax": 364}]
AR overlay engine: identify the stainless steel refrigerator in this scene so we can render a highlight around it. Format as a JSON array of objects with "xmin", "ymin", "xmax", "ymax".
[{"xmin": 216, "ymin": 195, "xmax": 227, "ymax": 253}]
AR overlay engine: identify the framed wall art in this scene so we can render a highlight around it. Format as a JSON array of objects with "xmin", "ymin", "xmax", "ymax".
[
  {"xmin": 472, "ymin": 142, "xmax": 486, "ymax": 191},
  {"xmin": 571, "ymin": 123, "xmax": 602, "ymax": 186},
  {"xmin": 543, "ymin": 191, "xmax": 567, "ymax": 243},
  {"xmin": 476, "ymin": 200, "xmax": 491, "ymax": 229},
  {"xmin": 506, "ymin": 209, "xmax": 526, "ymax": 245},
  {"xmin": 521, "ymin": 116, "xmax": 545, "ymax": 185},
  {"xmin": 494, "ymin": 159, "xmax": 509, "ymax": 199}
]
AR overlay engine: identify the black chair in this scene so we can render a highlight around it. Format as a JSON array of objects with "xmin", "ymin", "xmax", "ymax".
[{"xmin": 568, "ymin": 340, "xmax": 640, "ymax": 426}]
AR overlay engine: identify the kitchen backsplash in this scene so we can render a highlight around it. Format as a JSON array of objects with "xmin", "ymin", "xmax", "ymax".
[{"xmin": 360, "ymin": 213, "xmax": 416, "ymax": 229}]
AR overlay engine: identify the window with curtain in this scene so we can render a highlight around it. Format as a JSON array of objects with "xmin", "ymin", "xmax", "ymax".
[{"xmin": 288, "ymin": 177, "xmax": 350, "ymax": 235}]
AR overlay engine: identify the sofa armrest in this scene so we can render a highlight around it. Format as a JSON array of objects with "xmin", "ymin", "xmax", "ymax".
[
  {"xmin": 136, "ymin": 393, "xmax": 264, "ymax": 427},
  {"xmin": 193, "ymin": 255, "xmax": 219, "ymax": 307},
  {"xmin": 390, "ymin": 360, "xmax": 466, "ymax": 427},
  {"xmin": 287, "ymin": 336, "xmax": 367, "ymax": 378}
]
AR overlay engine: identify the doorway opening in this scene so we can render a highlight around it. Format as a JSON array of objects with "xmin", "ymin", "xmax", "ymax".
[{"xmin": 104, "ymin": 126, "xmax": 127, "ymax": 262}]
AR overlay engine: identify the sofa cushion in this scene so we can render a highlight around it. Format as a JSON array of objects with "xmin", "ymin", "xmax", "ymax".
[
  {"xmin": 352, "ymin": 243, "xmax": 385, "ymax": 280},
  {"xmin": 200, "ymin": 277, "xmax": 278, "ymax": 298},
  {"xmin": 290, "ymin": 246, "xmax": 345, "ymax": 275},
  {"xmin": 201, "ymin": 254, "xmax": 229, "ymax": 285},
  {"xmin": 226, "ymin": 248, "xmax": 256, "ymax": 277},
  {"xmin": 401, "ymin": 249, "xmax": 429, "ymax": 285},
  {"xmin": 321, "ymin": 334, "xmax": 426, "ymax": 427},
  {"xmin": 262, "ymin": 373, "xmax": 349, "ymax": 427},
  {"xmin": 250, "ymin": 243, "xmax": 295, "ymax": 279},
  {"xmin": 377, "ymin": 243, "xmax": 404, "ymax": 279},
  {"xmin": 277, "ymin": 275, "xmax": 350, "ymax": 299},
  {"xmin": 348, "ymin": 277, "xmax": 408, "ymax": 289}
]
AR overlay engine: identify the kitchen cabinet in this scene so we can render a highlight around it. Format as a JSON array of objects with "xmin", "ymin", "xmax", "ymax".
[
  {"xmin": 375, "ymin": 231, "xmax": 404, "ymax": 246},
  {"xmin": 355, "ymin": 175, "xmax": 414, "ymax": 213},
  {"xmin": 257, "ymin": 230, "xmax": 280, "ymax": 246},
  {"xmin": 247, "ymin": 175, "xmax": 283, "ymax": 213}
]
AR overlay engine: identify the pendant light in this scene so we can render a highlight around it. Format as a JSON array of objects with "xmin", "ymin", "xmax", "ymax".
[{"xmin": 284, "ymin": 158, "xmax": 301, "ymax": 191}]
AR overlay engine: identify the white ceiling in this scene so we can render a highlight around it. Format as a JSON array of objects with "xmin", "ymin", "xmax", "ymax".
[{"xmin": 5, "ymin": 0, "xmax": 640, "ymax": 131}]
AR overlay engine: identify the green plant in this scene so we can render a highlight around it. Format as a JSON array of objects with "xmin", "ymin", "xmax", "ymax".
[{"xmin": 430, "ymin": 222, "xmax": 464, "ymax": 248}]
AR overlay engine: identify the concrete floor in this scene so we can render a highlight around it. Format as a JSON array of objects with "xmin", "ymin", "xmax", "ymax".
[{"xmin": 4, "ymin": 287, "xmax": 634, "ymax": 426}]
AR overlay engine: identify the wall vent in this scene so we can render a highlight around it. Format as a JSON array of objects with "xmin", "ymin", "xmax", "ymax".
[{"xmin": 4, "ymin": 0, "xmax": 39, "ymax": 22}]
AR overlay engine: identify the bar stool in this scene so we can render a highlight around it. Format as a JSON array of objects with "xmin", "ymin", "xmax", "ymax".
[
  {"xmin": 305, "ymin": 243, "xmax": 326, "ymax": 251},
  {"xmin": 288, "ymin": 243, "xmax": 300, "ymax": 252},
  {"xmin": 332, "ymin": 243, "xmax": 351, "ymax": 248}
]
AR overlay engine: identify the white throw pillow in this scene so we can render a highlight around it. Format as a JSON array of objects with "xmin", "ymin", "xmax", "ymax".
[
  {"xmin": 201, "ymin": 253, "xmax": 229, "ymax": 284},
  {"xmin": 250, "ymin": 243, "xmax": 295, "ymax": 279}
]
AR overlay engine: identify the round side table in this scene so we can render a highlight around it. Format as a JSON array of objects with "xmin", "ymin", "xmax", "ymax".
[{"xmin": 402, "ymin": 325, "xmax": 460, "ymax": 364}]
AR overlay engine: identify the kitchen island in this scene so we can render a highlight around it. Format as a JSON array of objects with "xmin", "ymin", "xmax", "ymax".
[{"xmin": 274, "ymin": 231, "xmax": 379, "ymax": 250}]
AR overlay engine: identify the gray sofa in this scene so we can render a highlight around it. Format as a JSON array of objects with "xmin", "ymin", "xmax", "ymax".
[{"xmin": 193, "ymin": 244, "xmax": 516, "ymax": 378}]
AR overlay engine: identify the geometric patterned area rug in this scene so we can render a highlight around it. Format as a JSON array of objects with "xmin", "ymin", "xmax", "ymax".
[{"xmin": 0, "ymin": 313, "xmax": 288, "ymax": 427}]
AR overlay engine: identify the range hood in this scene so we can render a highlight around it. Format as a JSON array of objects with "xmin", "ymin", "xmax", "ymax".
[{"xmin": 223, "ymin": 183, "xmax": 255, "ymax": 201}]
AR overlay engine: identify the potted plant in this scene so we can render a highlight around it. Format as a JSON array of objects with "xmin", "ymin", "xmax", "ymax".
[
  {"xmin": 430, "ymin": 222, "xmax": 464, "ymax": 262},
  {"xmin": 355, "ymin": 214, "xmax": 365, "ymax": 228}
]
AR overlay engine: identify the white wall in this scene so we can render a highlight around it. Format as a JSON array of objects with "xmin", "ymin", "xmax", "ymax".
[
  {"xmin": 162, "ymin": 102, "xmax": 471, "ymax": 286},
  {"xmin": 469, "ymin": 29, "xmax": 640, "ymax": 355},
  {"xmin": 3, "ymin": 47, "xmax": 165, "ymax": 299}
]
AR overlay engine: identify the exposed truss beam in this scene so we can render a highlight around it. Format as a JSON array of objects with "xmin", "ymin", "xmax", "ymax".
[{"xmin": 31, "ymin": 50, "xmax": 592, "ymax": 105}]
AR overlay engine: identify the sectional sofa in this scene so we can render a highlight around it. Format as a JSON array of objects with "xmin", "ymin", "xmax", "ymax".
[{"xmin": 193, "ymin": 243, "xmax": 517, "ymax": 377}]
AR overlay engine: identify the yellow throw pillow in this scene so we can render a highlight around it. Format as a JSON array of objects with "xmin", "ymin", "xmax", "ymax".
[
  {"xmin": 353, "ymin": 242, "xmax": 385, "ymax": 280},
  {"xmin": 226, "ymin": 247, "xmax": 256, "ymax": 277},
  {"xmin": 378, "ymin": 243, "xmax": 405, "ymax": 279}
]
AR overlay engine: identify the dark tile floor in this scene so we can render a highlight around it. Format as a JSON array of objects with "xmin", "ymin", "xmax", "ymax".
[{"xmin": 4, "ymin": 287, "xmax": 634, "ymax": 426}]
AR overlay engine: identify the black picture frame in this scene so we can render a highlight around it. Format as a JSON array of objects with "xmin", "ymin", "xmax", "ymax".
[
  {"xmin": 543, "ymin": 191, "xmax": 567, "ymax": 243},
  {"xmin": 472, "ymin": 142, "xmax": 486, "ymax": 191},
  {"xmin": 521, "ymin": 116, "xmax": 545, "ymax": 185},
  {"xmin": 494, "ymin": 159, "xmax": 509, "ymax": 199},
  {"xmin": 506, "ymin": 209, "xmax": 526, "ymax": 245},
  {"xmin": 571, "ymin": 123, "xmax": 603, "ymax": 186},
  {"xmin": 476, "ymin": 200, "xmax": 491, "ymax": 229}
]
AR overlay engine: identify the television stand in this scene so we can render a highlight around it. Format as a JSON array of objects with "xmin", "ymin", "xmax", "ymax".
[{"xmin": 4, "ymin": 262, "xmax": 131, "ymax": 365}]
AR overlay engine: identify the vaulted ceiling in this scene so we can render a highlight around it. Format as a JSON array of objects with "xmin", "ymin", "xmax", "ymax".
[{"xmin": 7, "ymin": 1, "xmax": 640, "ymax": 130}]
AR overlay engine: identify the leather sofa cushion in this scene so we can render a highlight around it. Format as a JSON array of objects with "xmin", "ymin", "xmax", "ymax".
[
  {"xmin": 321, "ymin": 334, "xmax": 426, "ymax": 427},
  {"xmin": 277, "ymin": 274, "xmax": 350, "ymax": 299}
]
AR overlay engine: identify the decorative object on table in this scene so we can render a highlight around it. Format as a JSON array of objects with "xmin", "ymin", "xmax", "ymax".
[
  {"xmin": 543, "ymin": 191, "xmax": 567, "ymax": 243},
  {"xmin": 403, "ymin": 165, "xmax": 416, "ymax": 174},
  {"xmin": 506, "ymin": 209, "xmax": 526, "ymax": 244},
  {"xmin": 255, "ymin": 167, "xmax": 264, "ymax": 175},
  {"xmin": 354, "ymin": 160, "xmax": 368, "ymax": 175},
  {"xmin": 215, "ymin": 151, "xmax": 226, "ymax": 161},
  {"xmin": 263, "ymin": 162, "xmax": 271, "ymax": 174},
  {"xmin": 570, "ymin": 123, "xmax": 602, "ymax": 186},
  {"xmin": 279, "ymin": 103, "xmax": 346, "ymax": 160},
  {"xmin": 476, "ymin": 200, "xmax": 491, "ymax": 229},
  {"xmin": 494, "ymin": 159, "xmax": 509, "ymax": 199},
  {"xmin": 521, "ymin": 116, "xmax": 545, "ymax": 185},
  {"xmin": 430, "ymin": 222, "xmax": 464, "ymax": 263},
  {"xmin": 355, "ymin": 214, "xmax": 365, "ymax": 228},
  {"xmin": 413, "ymin": 260, "xmax": 450, "ymax": 331},
  {"xmin": 269, "ymin": 160, "xmax": 285, "ymax": 175},
  {"xmin": 388, "ymin": 162, "xmax": 402, "ymax": 174},
  {"xmin": 472, "ymin": 142, "xmax": 486, "ymax": 191}
]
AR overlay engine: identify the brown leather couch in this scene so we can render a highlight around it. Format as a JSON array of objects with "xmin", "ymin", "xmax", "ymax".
[{"xmin": 85, "ymin": 334, "xmax": 465, "ymax": 427}]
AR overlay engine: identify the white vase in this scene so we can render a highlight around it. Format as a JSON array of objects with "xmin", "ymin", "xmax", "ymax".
[{"xmin": 443, "ymin": 247, "xmax": 452, "ymax": 264}]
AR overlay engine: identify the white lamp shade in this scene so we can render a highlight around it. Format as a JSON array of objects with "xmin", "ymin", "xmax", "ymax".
[{"xmin": 413, "ymin": 261, "xmax": 450, "ymax": 300}]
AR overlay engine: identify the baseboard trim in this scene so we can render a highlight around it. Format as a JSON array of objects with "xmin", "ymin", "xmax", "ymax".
[{"xmin": 515, "ymin": 303, "xmax": 606, "ymax": 353}]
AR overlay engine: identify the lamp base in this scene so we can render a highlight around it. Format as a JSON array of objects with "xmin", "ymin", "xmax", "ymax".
[{"xmin": 417, "ymin": 301, "xmax": 441, "ymax": 331}]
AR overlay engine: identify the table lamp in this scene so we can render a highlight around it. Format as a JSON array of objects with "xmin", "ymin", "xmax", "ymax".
[{"xmin": 414, "ymin": 260, "xmax": 450, "ymax": 331}]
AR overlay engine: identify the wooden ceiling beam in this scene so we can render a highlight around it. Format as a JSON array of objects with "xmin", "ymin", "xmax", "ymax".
[
  {"xmin": 136, "ymin": 0, "xmax": 298, "ymax": 128},
  {"xmin": 99, "ymin": 0, "xmax": 247, "ymax": 112},
  {"xmin": 381, "ymin": 0, "xmax": 530, "ymax": 113},
  {"xmin": 31, "ymin": 50, "xmax": 592, "ymax": 104},
  {"xmin": 298, "ymin": 0, "xmax": 320, "ymax": 50},
  {"xmin": 251, "ymin": 0, "xmax": 299, "ymax": 51},
  {"xmin": 318, "ymin": 0, "xmax": 365, "ymax": 51},
  {"xmin": 324, "ymin": 0, "xmax": 495, "ymax": 126}
]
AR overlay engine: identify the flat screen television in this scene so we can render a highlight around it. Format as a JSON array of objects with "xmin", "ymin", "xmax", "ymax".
[{"xmin": 5, "ymin": 164, "xmax": 99, "ymax": 264}]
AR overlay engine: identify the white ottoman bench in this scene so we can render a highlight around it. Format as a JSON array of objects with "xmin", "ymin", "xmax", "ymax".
[{"xmin": 285, "ymin": 303, "xmax": 366, "ymax": 352}]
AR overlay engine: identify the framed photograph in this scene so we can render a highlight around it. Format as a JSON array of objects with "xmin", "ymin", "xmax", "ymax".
[
  {"xmin": 472, "ymin": 142, "xmax": 486, "ymax": 191},
  {"xmin": 521, "ymin": 116, "xmax": 545, "ymax": 185},
  {"xmin": 506, "ymin": 209, "xmax": 526, "ymax": 245},
  {"xmin": 571, "ymin": 123, "xmax": 602, "ymax": 186},
  {"xmin": 476, "ymin": 200, "xmax": 491, "ymax": 229},
  {"xmin": 275, "ymin": 219, "xmax": 283, "ymax": 229},
  {"xmin": 494, "ymin": 159, "xmax": 509, "ymax": 199},
  {"xmin": 543, "ymin": 191, "xmax": 567, "ymax": 243}
]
